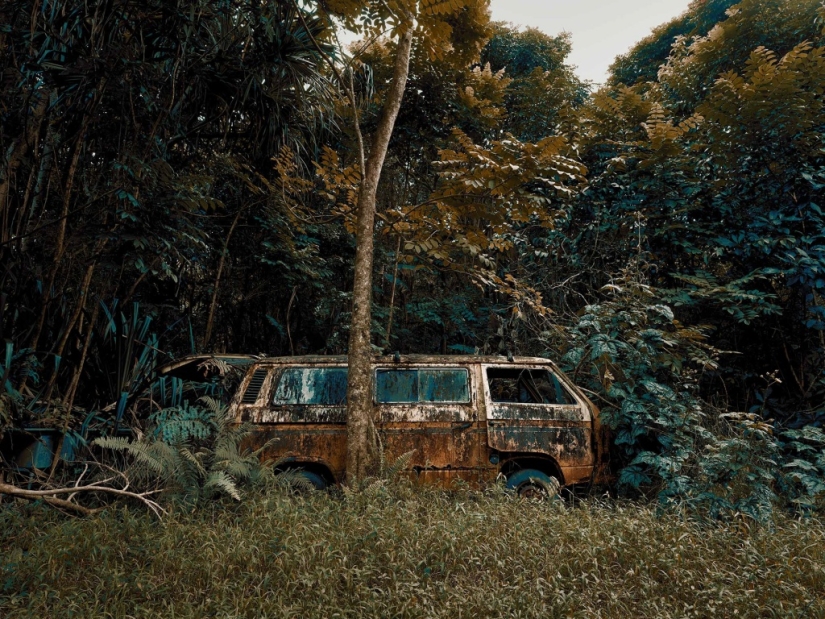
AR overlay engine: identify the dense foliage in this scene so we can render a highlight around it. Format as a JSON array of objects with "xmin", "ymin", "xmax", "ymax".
[{"xmin": 2, "ymin": 0, "xmax": 824, "ymax": 516}]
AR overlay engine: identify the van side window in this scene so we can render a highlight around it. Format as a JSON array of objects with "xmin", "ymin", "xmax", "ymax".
[
  {"xmin": 376, "ymin": 368, "xmax": 469, "ymax": 404},
  {"xmin": 487, "ymin": 368, "xmax": 575, "ymax": 405},
  {"xmin": 272, "ymin": 368, "xmax": 348, "ymax": 405}
]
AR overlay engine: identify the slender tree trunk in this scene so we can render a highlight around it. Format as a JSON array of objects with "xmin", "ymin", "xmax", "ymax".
[
  {"xmin": 10, "ymin": 158, "xmax": 37, "ymax": 251},
  {"xmin": 346, "ymin": 24, "xmax": 415, "ymax": 483},
  {"xmin": 48, "ymin": 300, "xmax": 100, "ymax": 481},
  {"xmin": 286, "ymin": 286, "xmax": 298, "ymax": 356},
  {"xmin": 41, "ymin": 261, "xmax": 96, "ymax": 405},
  {"xmin": 0, "ymin": 91, "xmax": 48, "ymax": 246},
  {"xmin": 21, "ymin": 99, "xmax": 59, "ymax": 252},
  {"xmin": 27, "ymin": 115, "xmax": 91, "ymax": 357},
  {"xmin": 202, "ymin": 210, "xmax": 241, "ymax": 349},
  {"xmin": 385, "ymin": 235, "xmax": 402, "ymax": 350}
]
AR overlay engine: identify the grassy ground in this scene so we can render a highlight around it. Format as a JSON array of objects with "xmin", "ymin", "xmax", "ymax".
[{"xmin": 1, "ymin": 487, "xmax": 824, "ymax": 618}]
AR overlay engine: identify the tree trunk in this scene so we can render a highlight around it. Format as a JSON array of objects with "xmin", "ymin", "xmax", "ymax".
[
  {"xmin": 27, "ymin": 114, "xmax": 91, "ymax": 357},
  {"xmin": 48, "ymin": 300, "xmax": 100, "ymax": 481},
  {"xmin": 0, "ymin": 91, "xmax": 48, "ymax": 247},
  {"xmin": 20, "ymin": 97, "xmax": 59, "ymax": 252},
  {"xmin": 346, "ymin": 24, "xmax": 414, "ymax": 483},
  {"xmin": 41, "ymin": 261, "xmax": 97, "ymax": 406},
  {"xmin": 202, "ymin": 209, "xmax": 241, "ymax": 349}
]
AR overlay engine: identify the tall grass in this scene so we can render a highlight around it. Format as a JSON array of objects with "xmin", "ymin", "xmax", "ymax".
[{"xmin": 2, "ymin": 487, "xmax": 824, "ymax": 618}]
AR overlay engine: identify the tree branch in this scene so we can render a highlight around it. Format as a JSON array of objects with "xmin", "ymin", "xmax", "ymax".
[
  {"xmin": 0, "ymin": 480, "xmax": 167, "ymax": 519},
  {"xmin": 290, "ymin": 0, "xmax": 366, "ymax": 178}
]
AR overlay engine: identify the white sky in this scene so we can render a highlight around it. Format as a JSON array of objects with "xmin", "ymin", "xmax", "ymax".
[{"xmin": 489, "ymin": 0, "xmax": 694, "ymax": 85}]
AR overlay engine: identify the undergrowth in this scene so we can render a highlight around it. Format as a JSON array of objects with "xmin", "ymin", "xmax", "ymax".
[{"xmin": 2, "ymin": 486, "xmax": 824, "ymax": 618}]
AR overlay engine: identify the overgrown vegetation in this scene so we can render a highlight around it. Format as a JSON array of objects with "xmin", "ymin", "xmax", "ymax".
[
  {"xmin": 2, "ymin": 0, "xmax": 825, "ymax": 515},
  {"xmin": 2, "ymin": 489, "xmax": 824, "ymax": 618}
]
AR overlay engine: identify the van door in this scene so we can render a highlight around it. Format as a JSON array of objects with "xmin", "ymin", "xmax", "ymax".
[
  {"xmin": 256, "ymin": 365, "xmax": 349, "ymax": 479},
  {"xmin": 374, "ymin": 366, "xmax": 479, "ymax": 483},
  {"xmin": 482, "ymin": 365, "xmax": 594, "ymax": 481}
]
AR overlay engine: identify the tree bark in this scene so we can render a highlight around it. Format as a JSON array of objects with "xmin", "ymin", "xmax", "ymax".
[{"xmin": 346, "ymin": 23, "xmax": 415, "ymax": 483}]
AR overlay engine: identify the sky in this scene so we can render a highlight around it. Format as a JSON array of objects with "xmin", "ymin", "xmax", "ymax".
[{"xmin": 488, "ymin": 0, "xmax": 694, "ymax": 85}]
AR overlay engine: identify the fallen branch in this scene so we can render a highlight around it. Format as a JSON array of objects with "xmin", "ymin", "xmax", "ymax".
[{"xmin": 0, "ymin": 480, "xmax": 167, "ymax": 519}]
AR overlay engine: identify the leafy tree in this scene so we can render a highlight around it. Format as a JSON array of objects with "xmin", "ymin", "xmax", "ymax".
[
  {"xmin": 302, "ymin": 0, "xmax": 491, "ymax": 480},
  {"xmin": 609, "ymin": 0, "xmax": 738, "ymax": 87}
]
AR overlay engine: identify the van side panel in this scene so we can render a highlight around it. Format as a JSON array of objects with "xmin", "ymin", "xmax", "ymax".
[{"xmin": 251, "ymin": 424, "xmax": 347, "ymax": 481}]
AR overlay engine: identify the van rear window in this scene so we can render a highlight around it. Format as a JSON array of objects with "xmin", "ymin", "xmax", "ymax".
[
  {"xmin": 272, "ymin": 368, "xmax": 348, "ymax": 405},
  {"xmin": 376, "ymin": 368, "xmax": 469, "ymax": 404}
]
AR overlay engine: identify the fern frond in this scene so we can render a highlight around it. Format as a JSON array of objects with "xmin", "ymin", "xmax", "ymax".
[
  {"xmin": 93, "ymin": 436, "xmax": 132, "ymax": 451},
  {"xmin": 251, "ymin": 437, "xmax": 281, "ymax": 459},
  {"xmin": 204, "ymin": 471, "xmax": 242, "ymax": 501},
  {"xmin": 222, "ymin": 459, "xmax": 252, "ymax": 482},
  {"xmin": 95, "ymin": 436, "xmax": 167, "ymax": 476},
  {"xmin": 178, "ymin": 447, "xmax": 206, "ymax": 478},
  {"xmin": 383, "ymin": 449, "xmax": 416, "ymax": 481},
  {"xmin": 363, "ymin": 478, "xmax": 386, "ymax": 497},
  {"xmin": 274, "ymin": 468, "xmax": 315, "ymax": 492},
  {"xmin": 198, "ymin": 396, "xmax": 229, "ymax": 426}
]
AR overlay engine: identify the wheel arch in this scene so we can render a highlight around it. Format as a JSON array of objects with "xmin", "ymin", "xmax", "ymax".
[
  {"xmin": 498, "ymin": 454, "xmax": 564, "ymax": 485},
  {"xmin": 274, "ymin": 459, "xmax": 337, "ymax": 485}
]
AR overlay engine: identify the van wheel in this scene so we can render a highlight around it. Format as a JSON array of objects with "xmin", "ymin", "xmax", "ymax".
[{"xmin": 506, "ymin": 469, "xmax": 560, "ymax": 499}]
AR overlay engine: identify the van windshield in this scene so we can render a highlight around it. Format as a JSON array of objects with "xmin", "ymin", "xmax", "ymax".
[
  {"xmin": 376, "ymin": 368, "xmax": 469, "ymax": 404},
  {"xmin": 272, "ymin": 368, "xmax": 348, "ymax": 405}
]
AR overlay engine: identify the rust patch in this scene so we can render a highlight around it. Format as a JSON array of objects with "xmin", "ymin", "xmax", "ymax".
[
  {"xmin": 487, "ymin": 421, "xmax": 593, "ymax": 468},
  {"xmin": 487, "ymin": 403, "xmax": 584, "ymax": 422},
  {"xmin": 378, "ymin": 404, "xmax": 466, "ymax": 423},
  {"xmin": 261, "ymin": 406, "xmax": 346, "ymax": 424}
]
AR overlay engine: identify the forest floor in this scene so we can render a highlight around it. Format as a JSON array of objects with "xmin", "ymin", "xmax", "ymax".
[{"xmin": 1, "ymin": 487, "xmax": 824, "ymax": 618}]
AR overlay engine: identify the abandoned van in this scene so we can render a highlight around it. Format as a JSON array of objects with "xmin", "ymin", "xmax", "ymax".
[{"xmin": 161, "ymin": 354, "xmax": 610, "ymax": 495}]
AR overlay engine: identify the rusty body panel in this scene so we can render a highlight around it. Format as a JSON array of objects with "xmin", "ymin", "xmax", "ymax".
[{"xmin": 205, "ymin": 355, "xmax": 607, "ymax": 488}]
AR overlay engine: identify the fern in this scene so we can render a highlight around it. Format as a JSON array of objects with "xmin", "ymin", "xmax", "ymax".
[
  {"xmin": 383, "ymin": 449, "xmax": 416, "ymax": 481},
  {"xmin": 94, "ymin": 397, "xmax": 275, "ymax": 505}
]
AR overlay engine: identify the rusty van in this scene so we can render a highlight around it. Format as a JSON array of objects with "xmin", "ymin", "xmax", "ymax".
[{"xmin": 159, "ymin": 354, "xmax": 611, "ymax": 496}]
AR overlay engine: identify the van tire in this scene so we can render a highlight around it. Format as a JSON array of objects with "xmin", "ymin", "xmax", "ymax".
[{"xmin": 506, "ymin": 469, "xmax": 560, "ymax": 499}]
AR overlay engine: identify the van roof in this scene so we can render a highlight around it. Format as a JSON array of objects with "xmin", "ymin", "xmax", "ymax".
[
  {"xmin": 251, "ymin": 354, "xmax": 558, "ymax": 365},
  {"xmin": 156, "ymin": 353, "xmax": 560, "ymax": 380}
]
